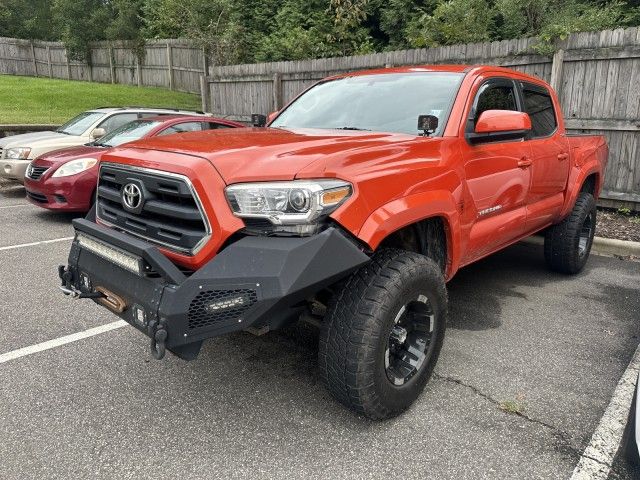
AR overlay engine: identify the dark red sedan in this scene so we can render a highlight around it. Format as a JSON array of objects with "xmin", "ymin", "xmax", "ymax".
[{"xmin": 24, "ymin": 115, "xmax": 244, "ymax": 212}]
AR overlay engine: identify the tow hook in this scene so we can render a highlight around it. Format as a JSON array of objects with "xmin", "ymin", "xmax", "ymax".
[{"xmin": 148, "ymin": 318, "xmax": 168, "ymax": 360}]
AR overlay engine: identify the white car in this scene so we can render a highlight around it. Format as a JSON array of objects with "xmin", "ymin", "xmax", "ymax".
[{"xmin": 0, "ymin": 107, "xmax": 208, "ymax": 183}]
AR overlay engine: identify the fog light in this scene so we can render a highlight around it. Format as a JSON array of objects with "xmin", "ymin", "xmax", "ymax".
[
  {"xmin": 133, "ymin": 305, "xmax": 147, "ymax": 326},
  {"xmin": 206, "ymin": 295, "xmax": 248, "ymax": 313},
  {"xmin": 3, "ymin": 165, "xmax": 11, "ymax": 174}
]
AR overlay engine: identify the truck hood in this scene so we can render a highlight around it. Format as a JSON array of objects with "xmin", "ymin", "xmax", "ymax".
[
  {"xmin": 120, "ymin": 127, "xmax": 419, "ymax": 184},
  {"xmin": 0, "ymin": 131, "xmax": 64, "ymax": 148}
]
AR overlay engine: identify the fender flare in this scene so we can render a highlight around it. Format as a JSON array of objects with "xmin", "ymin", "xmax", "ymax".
[
  {"xmin": 357, "ymin": 190, "xmax": 461, "ymax": 279},
  {"xmin": 560, "ymin": 162, "xmax": 602, "ymax": 219}
]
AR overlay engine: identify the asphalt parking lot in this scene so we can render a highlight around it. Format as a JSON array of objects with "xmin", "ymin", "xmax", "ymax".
[{"xmin": 1, "ymin": 183, "xmax": 639, "ymax": 480}]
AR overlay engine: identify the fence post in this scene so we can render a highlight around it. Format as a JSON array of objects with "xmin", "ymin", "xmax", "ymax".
[
  {"xmin": 65, "ymin": 48, "xmax": 71, "ymax": 79},
  {"xmin": 46, "ymin": 45, "xmax": 52, "ymax": 78},
  {"xmin": 30, "ymin": 42, "xmax": 37, "ymax": 76},
  {"xmin": 166, "ymin": 43, "xmax": 174, "ymax": 90},
  {"xmin": 109, "ymin": 46, "xmax": 116, "ymax": 84},
  {"xmin": 202, "ymin": 47, "xmax": 209, "ymax": 76},
  {"xmin": 549, "ymin": 49, "xmax": 565, "ymax": 99},
  {"xmin": 136, "ymin": 55, "xmax": 142, "ymax": 87},
  {"xmin": 200, "ymin": 75, "xmax": 211, "ymax": 113},
  {"xmin": 272, "ymin": 73, "xmax": 283, "ymax": 111}
]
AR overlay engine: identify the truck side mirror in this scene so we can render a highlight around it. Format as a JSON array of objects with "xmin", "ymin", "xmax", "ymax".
[
  {"xmin": 91, "ymin": 128, "xmax": 106, "ymax": 140},
  {"xmin": 418, "ymin": 115, "xmax": 438, "ymax": 136},
  {"xmin": 468, "ymin": 110, "xmax": 531, "ymax": 144},
  {"xmin": 251, "ymin": 114, "xmax": 267, "ymax": 127}
]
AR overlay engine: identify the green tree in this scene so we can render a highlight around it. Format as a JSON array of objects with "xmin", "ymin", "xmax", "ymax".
[
  {"xmin": 407, "ymin": 0, "xmax": 496, "ymax": 47},
  {"xmin": 52, "ymin": 0, "xmax": 112, "ymax": 61},
  {"xmin": 142, "ymin": 0, "xmax": 243, "ymax": 65}
]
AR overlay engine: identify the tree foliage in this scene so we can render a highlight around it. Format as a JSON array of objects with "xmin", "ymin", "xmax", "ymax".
[{"xmin": 2, "ymin": 0, "xmax": 639, "ymax": 64}]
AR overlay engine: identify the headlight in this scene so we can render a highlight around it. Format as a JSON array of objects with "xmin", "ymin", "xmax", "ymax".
[
  {"xmin": 225, "ymin": 180, "xmax": 352, "ymax": 234},
  {"xmin": 5, "ymin": 147, "xmax": 31, "ymax": 159},
  {"xmin": 52, "ymin": 158, "xmax": 98, "ymax": 178}
]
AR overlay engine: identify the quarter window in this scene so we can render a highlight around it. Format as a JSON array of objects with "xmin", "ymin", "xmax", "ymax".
[{"xmin": 521, "ymin": 83, "xmax": 557, "ymax": 138}]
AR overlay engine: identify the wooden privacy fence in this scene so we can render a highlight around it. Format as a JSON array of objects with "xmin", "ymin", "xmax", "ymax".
[
  {"xmin": 203, "ymin": 27, "xmax": 640, "ymax": 206},
  {"xmin": 0, "ymin": 37, "xmax": 208, "ymax": 94}
]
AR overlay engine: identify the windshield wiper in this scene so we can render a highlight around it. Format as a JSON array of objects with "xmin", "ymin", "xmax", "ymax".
[{"xmin": 335, "ymin": 126, "xmax": 371, "ymax": 131}]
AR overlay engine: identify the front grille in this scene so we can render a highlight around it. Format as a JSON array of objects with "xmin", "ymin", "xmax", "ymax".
[
  {"xmin": 188, "ymin": 289, "xmax": 258, "ymax": 330},
  {"xmin": 96, "ymin": 163, "xmax": 210, "ymax": 254},
  {"xmin": 26, "ymin": 165, "xmax": 49, "ymax": 180},
  {"xmin": 26, "ymin": 190, "xmax": 47, "ymax": 203}
]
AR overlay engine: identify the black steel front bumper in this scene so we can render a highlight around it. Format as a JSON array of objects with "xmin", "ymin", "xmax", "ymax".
[{"xmin": 59, "ymin": 219, "xmax": 370, "ymax": 360}]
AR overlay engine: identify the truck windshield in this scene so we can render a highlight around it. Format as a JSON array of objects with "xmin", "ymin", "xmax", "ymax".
[
  {"xmin": 270, "ymin": 72, "xmax": 464, "ymax": 136},
  {"xmin": 57, "ymin": 112, "xmax": 105, "ymax": 136},
  {"xmin": 93, "ymin": 120, "xmax": 162, "ymax": 147}
]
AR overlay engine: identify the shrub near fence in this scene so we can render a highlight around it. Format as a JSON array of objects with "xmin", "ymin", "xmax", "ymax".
[{"xmin": 0, "ymin": 28, "xmax": 639, "ymax": 205}]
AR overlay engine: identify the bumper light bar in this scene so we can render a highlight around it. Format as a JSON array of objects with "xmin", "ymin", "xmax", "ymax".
[{"xmin": 76, "ymin": 233, "xmax": 144, "ymax": 275}]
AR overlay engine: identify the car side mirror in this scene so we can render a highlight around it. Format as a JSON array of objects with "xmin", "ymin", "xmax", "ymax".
[
  {"xmin": 91, "ymin": 128, "xmax": 106, "ymax": 140},
  {"xmin": 468, "ymin": 110, "xmax": 531, "ymax": 144},
  {"xmin": 267, "ymin": 111, "xmax": 279, "ymax": 124},
  {"xmin": 251, "ymin": 114, "xmax": 267, "ymax": 127}
]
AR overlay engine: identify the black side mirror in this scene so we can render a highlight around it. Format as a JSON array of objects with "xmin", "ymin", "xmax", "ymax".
[
  {"xmin": 418, "ymin": 115, "xmax": 438, "ymax": 136},
  {"xmin": 252, "ymin": 114, "xmax": 267, "ymax": 127}
]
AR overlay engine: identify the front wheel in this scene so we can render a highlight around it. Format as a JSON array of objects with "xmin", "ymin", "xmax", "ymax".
[
  {"xmin": 544, "ymin": 192, "xmax": 596, "ymax": 274},
  {"xmin": 319, "ymin": 249, "xmax": 447, "ymax": 420}
]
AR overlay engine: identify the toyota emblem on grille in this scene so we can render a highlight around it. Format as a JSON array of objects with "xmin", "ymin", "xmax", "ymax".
[{"xmin": 122, "ymin": 183, "xmax": 143, "ymax": 210}]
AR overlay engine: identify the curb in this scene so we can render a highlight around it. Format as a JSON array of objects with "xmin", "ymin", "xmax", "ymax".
[{"xmin": 522, "ymin": 236, "xmax": 640, "ymax": 258}]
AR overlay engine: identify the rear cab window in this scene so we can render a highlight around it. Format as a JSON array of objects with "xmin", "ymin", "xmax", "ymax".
[{"xmin": 520, "ymin": 82, "xmax": 558, "ymax": 138}]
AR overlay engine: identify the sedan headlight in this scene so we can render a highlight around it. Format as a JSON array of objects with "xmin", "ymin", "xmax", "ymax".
[
  {"xmin": 5, "ymin": 147, "xmax": 31, "ymax": 160},
  {"xmin": 52, "ymin": 158, "xmax": 98, "ymax": 178},
  {"xmin": 225, "ymin": 180, "xmax": 352, "ymax": 235}
]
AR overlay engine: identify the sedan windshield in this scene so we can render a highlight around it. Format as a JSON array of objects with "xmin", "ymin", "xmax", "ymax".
[
  {"xmin": 57, "ymin": 112, "xmax": 105, "ymax": 136},
  {"xmin": 270, "ymin": 72, "xmax": 464, "ymax": 136},
  {"xmin": 93, "ymin": 120, "xmax": 162, "ymax": 147}
]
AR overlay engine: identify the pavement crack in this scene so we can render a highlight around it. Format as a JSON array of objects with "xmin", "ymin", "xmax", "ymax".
[{"xmin": 433, "ymin": 372, "xmax": 557, "ymax": 430}]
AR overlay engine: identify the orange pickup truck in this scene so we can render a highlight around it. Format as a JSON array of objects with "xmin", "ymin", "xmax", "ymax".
[{"xmin": 59, "ymin": 65, "xmax": 608, "ymax": 419}]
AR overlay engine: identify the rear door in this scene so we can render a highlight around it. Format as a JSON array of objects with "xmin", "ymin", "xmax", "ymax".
[
  {"xmin": 460, "ymin": 76, "xmax": 532, "ymax": 264},
  {"xmin": 518, "ymin": 81, "xmax": 570, "ymax": 232}
]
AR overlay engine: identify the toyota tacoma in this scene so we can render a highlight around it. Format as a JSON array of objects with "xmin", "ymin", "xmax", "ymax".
[{"xmin": 59, "ymin": 65, "xmax": 608, "ymax": 419}]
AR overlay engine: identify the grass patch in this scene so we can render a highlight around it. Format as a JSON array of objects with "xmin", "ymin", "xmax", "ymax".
[
  {"xmin": 0, "ymin": 75, "xmax": 201, "ymax": 124},
  {"xmin": 499, "ymin": 399, "xmax": 526, "ymax": 415}
]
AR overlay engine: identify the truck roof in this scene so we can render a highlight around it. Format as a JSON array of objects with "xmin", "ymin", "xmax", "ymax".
[{"xmin": 328, "ymin": 64, "xmax": 546, "ymax": 85}]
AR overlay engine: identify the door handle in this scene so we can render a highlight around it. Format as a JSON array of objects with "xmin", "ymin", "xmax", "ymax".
[
  {"xmin": 517, "ymin": 157, "xmax": 532, "ymax": 169},
  {"xmin": 558, "ymin": 153, "xmax": 569, "ymax": 161}
]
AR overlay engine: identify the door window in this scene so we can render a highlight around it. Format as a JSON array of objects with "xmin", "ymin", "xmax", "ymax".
[
  {"xmin": 521, "ymin": 83, "xmax": 557, "ymax": 138},
  {"xmin": 98, "ymin": 113, "xmax": 139, "ymax": 133},
  {"xmin": 473, "ymin": 82, "xmax": 518, "ymax": 125},
  {"xmin": 157, "ymin": 122, "xmax": 205, "ymax": 136}
]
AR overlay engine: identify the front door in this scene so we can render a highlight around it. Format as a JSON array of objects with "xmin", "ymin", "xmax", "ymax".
[{"xmin": 461, "ymin": 77, "xmax": 532, "ymax": 264}]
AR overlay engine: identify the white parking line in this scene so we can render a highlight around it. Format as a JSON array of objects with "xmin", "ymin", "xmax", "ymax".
[
  {"xmin": 0, "ymin": 321, "xmax": 127, "ymax": 364},
  {"xmin": 0, "ymin": 204, "xmax": 31, "ymax": 209},
  {"xmin": 0, "ymin": 237, "xmax": 74, "ymax": 251},
  {"xmin": 570, "ymin": 344, "xmax": 640, "ymax": 480}
]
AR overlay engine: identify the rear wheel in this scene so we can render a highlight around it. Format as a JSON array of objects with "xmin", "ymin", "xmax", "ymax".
[
  {"xmin": 544, "ymin": 192, "xmax": 596, "ymax": 274},
  {"xmin": 319, "ymin": 249, "xmax": 447, "ymax": 419}
]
